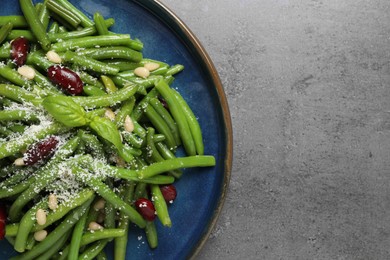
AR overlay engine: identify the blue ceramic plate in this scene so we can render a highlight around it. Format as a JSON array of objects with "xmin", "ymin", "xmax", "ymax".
[{"xmin": 0, "ymin": 0, "xmax": 232, "ymax": 259}]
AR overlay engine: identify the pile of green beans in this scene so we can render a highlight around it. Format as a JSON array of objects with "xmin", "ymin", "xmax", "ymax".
[{"xmin": 0, "ymin": 0, "xmax": 215, "ymax": 259}]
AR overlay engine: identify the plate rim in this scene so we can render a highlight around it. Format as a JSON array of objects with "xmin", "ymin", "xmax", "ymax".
[{"xmin": 132, "ymin": 0, "xmax": 233, "ymax": 258}]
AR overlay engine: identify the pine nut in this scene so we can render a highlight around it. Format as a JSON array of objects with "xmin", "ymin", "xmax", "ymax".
[
  {"xmin": 134, "ymin": 67, "xmax": 150, "ymax": 78},
  {"xmin": 34, "ymin": 230, "xmax": 48, "ymax": 241},
  {"xmin": 104, "ymin": 108, "xmax": 116, "ymax": 121},
  {"xmin": 17, "ymin": 65, "xmax": 35, "ymax": 80},
  {"xmin": 46, "ymin": 50, "xmax": 62, "ymax": 63},
  {"xmin": 93, "ymin": 198, "xmax": 106, "ymax": 211},
  {"xmin": 48, "ymin": 194, "xmax": 58, "ymax": 210},
  {"xmin": 124, "ymin": 115, "xmax": 134, "ymax": 133},
  {"xmin": 13, "ymin": 158, "xmax": 25, "ymax": 166},
  {"xmin": 36, "ymin": 209, "xmax": 47, "ymax": 226},
  {"xmin": 144, "ymin": 62, "xmax": 160, "ymax": 71},
  {"xmin": 88, "ymin": 221, "xmax": 104, "ymax": 231}
]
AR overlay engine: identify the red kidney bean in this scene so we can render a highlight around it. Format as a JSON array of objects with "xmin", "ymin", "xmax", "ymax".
[
  {"xmin": 160, "ymin": 184, "xmax": 177, "ymax": 203},
  {"xmin": 47, "ymin": 65, "xmax": 83, "ymax": 95},
  {"xmin": 23, "ymin": 136, "xmax": 59, "ymax": 166},
  {"xmin": 135, "ymin": 198, "xmax": 156, "ymax": 221},
  {"xmin": 0, "ymin": 204, "xmax": 6, "ymax": 240},
  {"xmin": 11, "ymin": 37, "xmax": 29, "ymax": 67}
]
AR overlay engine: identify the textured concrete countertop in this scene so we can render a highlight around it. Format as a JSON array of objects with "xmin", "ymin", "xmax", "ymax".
[{"xmin": 160, "ymin": 1, "xmax": 390, "ymax": 259}]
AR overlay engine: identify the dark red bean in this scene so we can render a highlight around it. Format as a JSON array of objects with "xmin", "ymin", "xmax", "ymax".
[
  {"xmin": 23, "ymin": 136, "xmax": 59, "ymax": 166},
  {"xmin": 160, "ymin": 184, "xmax": 177, "ymax": 204},
  {"xmin": 11, "ymin": 37, "xmax": 29, "ymax": 67},
  {"xmin": 135, "ymin": 198, "xmax": 156, "ymax": 221},
  {"xmin": 47, "ymin": 65, "xmax": 83, "ymax": 95},
  {"xmin": 0, "ymin": 204, "xmax": 6, "ymax": 240}
]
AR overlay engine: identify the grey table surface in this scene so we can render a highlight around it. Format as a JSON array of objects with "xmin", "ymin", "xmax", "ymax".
[{"xmin": 160, "ymin": 1, "xmax": 390, "ymax": 259}]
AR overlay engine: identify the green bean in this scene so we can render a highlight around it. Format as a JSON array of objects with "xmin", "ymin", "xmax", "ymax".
[
  {"xmin": 26, "ymin": 50, "xmax": 54, "ymax": 70},
  {"xmin": 51, "ymin": 34, "xmax": 137, "ymax": 52},
  {"xmin": 0, "ymin": 66, "xmax": 28, "ymax": 87},
  {"xmin": 153, "ymin": 134, "xmax": 166, "ymax": 143},
  {"xmin": 144, "ymin": 103, "xmax": 176, "ymax": 149},
  {"xmin": 7, "ymin": 123, "xmax": 27, "ymax": 133},
  {"xmin": 104, "ymin": 60, "xmax": 141, "ymax": 71},
  {"xmin": 115, "ymin": 97, "xmax": 135, "ymax": 127},
  {"xmin": 171, "ymin": 89, "xmax": 204, "ymax": 155},
  {"xmin": 122, "ymin": 132, "xmax": 144, "ymax": 148},
  {"xmin": 156, "ymin": 142, "xmax": 182, "ymax": 178},
  {"xmin": 62, "ymin": 50, "xmax": 120, "ymax": 75},
  {"xmin": 0, "ymin": 42, "xmax": 11, "ymax": 59},
  {"xmin": 0, "ymin": 110, "xmax": 38, "ymax": 122},
  {"xmin": 37, "ymin": 1, "xmax": 50, "ymax": 31},
  {"xmin": 57, "ymin": 25, "xmax": 68, "ymax": 33},
  {"xmin": 46, "ymin": 0, "xmax": 81, "ymax": 28},
  {"xmin": 155, "ymin": 79, "xmax": 196, "ymax": 155},
  {"xmin": 56, "ymin": 0, "xmax": 94, "ymax": 27},
  {"xmin": 85, "ymin": 159, "xmax": 175, "ymax": 184},
  {"xmin": 104, "ymin": 179, "xmax": 116, "ymax": 230},
  {"xmin": 85, "ymin": 197, "xmax": 100, "ymax": 227},
  {"xmin": 13, "ymin": 200, "xmax": 47, "ymax": 253},
  {"xmin": 83, "ymin": 85, "xmax": 106, "ymax": 96},
  {"xmin": 145, "ymin": 221, "xmax": 158, "ymax": 248},
  {"xmin": 10, "ymin": 197, "xmax": 94, "ymax": 260},
  {"xmin": 165, "ymin": 64, "xmax": 185, "ymax": 76},
  {"xmin": 57, "ymin": 245, "xmax": 70, "ymax": 260},
  {"xmin": 131, "ymin": 87, "xmax": 158, "ymax": 121},
  {"xmin": 77, "ymin": 239, "xmax": 108, "ymax": 260},
  {"xmin": 101, "ymin": 75, "xmax": 118, "ymax": 93},
  {"xmin": 33, "ymin": 189, "xmax": 95, "ymax": 231},
  {"xmin": 0, "ymin": 16, "xmax": 28, "ymax": 28},
  {"xmin": 5, "ymin": 223, "xmax": 18, "ymax": 237},
  {"xmin": 138, "ymin": 155, "xmax": 216, "ymax": 179},
  {"xmin": 35, "ymin": 2, "xmax": 43, "ymax": 13},
  {"xmin": 151, "ymin": 184, "xmax": 171, "ymax": 227},
  {"xmin": 0, "ymin": 122, "xmax": 67, "ymax": 160},
  {"xmin": 149, "ymin": 97, "xmax": 180, "ymax": 145},
  {"xmin": 0, "ymin": 84, "xmax": 41, "ymax": 105},
  {"xmin": 7, "ymin": 30, "xmax": 36, "ymax": 41},
  {"xmin": 25, "ymin": 233, "xmax": 35, "ymax": 250},
  {"xmin": 129, "ymin": 75, "xmax": 164, "ymax": 89},
  {"xmin": 80, "ymin": 229, "xmax": 125, "ymax": 246},
  {"xmin": 94, "ymin": 12, "xmax": 109, "ymax": 35},
  {"xmin": 48, "ymin": 26, "xmax": 96, "ymax": 42},
  {"xmin": 97, "ymin": 251, "xmax": 108, "ymax": 260},
  {"xmin": 78, "ymin": 46, "xmax": 143, "ymax": 62},
  {"xmin": 0, "ymin": 167, "xmax": 30, "ymax": 188},
  {"xmin": 72, "ymin": 166, "xmax": 146, "ymax": 228},
  {"xmin": 68, "ymin": 203, "xmax": 89, "ymax": 260},
  {"xmin": 115, "ymin": 181, "xmax": 135, "ymax": 260},
  {"xmin": 145, "ymin": 127, "xmax": 164, "ymax": 162},
  {"xmin": 35, "ymin": 230, "xmax": 71, "ymax": 260},
  {"xmin": 0, "ymin": 22, "xmax": 13, "ymax": 45},
  {"xmin": 71, "ymin": 83, "xmax": 138, "ymax": 109},
  {"xmin": 48, "ymin": 21, "xmax": 59, "ymax": 33},
  {"xmin": 80, "ymin": 131, "xmax": 105, "ymax": 159},
  {"xmin": 19, "ymin": 0, "xmax": 50, "ymax": 50},
  {"xmin": 78, "ymin": 71, "xmax": 105, "ymax": 90}
]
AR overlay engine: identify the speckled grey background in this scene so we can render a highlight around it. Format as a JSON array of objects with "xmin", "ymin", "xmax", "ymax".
[{"xmin": 160, "ymin": 0, "xmax": 390, "ymax": 259}]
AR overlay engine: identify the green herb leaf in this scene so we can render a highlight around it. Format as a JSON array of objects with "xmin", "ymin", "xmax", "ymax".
[
  {"xmin": 89, "ymin": 116, "xmax": 123, "ymax": 150},
  {"xmin": 42, "ymin": 96, "xmax": 88, "ymax": 127}
]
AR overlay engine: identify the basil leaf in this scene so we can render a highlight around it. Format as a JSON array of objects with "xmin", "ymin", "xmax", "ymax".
[
  {"xmin": 42, "ymin": 96, "xmax": 88, "ymax": 127},
  {"xmin": 89, "ymin": 116, "xmax": 123, "ymax": 150}
]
